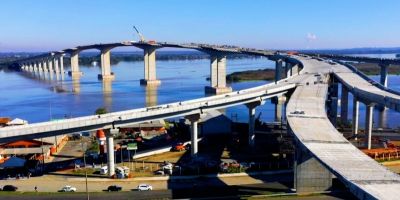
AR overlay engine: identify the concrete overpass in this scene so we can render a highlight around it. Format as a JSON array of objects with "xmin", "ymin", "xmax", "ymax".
[
  {"xmin": 307, "ymin": 53, "xmax": 400, "ymax": 88},
  {"xmin": 7, "ymin": 41, "xmax": 400, "ymax": 199},
  {"xmin": 287, "ymin": 56, "xmax": 400, "ymax": 199}
]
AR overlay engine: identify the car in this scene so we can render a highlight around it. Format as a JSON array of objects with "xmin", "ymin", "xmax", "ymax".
[
  {"xmin": 172, "ymin": 143, "xmax": 185, "ymax": 151},
  {"xmin": 154, "ymin": 170, "xmax": 165, "ymax": 175},
  {"xmin": 59, "ymin": 185, "xmax": 77, "ymax": 192},
  {"xmin": 137, "ymin": 184, "xmax": 153, "ymax": 191},
  {"xmin": 291, "ymin": 110, "xmax": 305, "ymax": 115},
  {"xmin": 107, "ymin": 185, "xmax": 122, "ymax": 192},
  {"xmin": 2, "ymin": 185, "xmax": 18, "ymax": 191}
]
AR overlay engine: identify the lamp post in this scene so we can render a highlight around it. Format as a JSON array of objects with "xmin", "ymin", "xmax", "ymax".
[
  {"xmin": 41, "ymin": 138, "xmax": 45, "ymax": 175},
  {"xmin": 81, "ymin": 140, "xmax": 89, "ymax": 200}
]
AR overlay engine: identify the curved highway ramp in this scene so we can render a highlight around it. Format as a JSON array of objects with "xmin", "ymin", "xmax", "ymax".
[{"xmin": 287, "ymin": 56, "xmax": 400, "ymax": 200}]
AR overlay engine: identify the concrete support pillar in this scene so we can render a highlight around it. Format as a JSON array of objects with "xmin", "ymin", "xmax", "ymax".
[
  {"xmin": 41, "ymin": 61, "xmax": 46, "ymax": 73},
  {"xmin": 106, "ymin": 129, "xmax": 118, "ymax": 177},
  {"xmin": 292, "ymin": 64, "xmax": 299, "ymax": 75},
  {"xmin": 53, "ymin": 58, "xmax": 60, "ymax": 74},
  {"xmin": 186, "ymin": 114, "xmax": 202, "ymax": 158},
  {"xmin": 217, "ymin": 56, "xmax": 227, "ymax": 88},
  {"xmin": 365, "ymin": 104, "xmax": 374, "ymax": 150},
  {"xmin": 140, "ymin": 47, "xmax": 160, "ymax": 85},
  {"xmin": 205, "ymin": 54, "xmax": 232, "ymax": 94},
  {"xmin": 48, "ymin": 58, "xmax": 54, "ymax": 73},
  {"xmin": 53, "ymin": 58, "xmax": 60, "ymax": 80},
  {"xmin": 272, "ymin": 96, "xmax": 286, "ymax": 122},
  {"xmin": 37, "ymin": 62, "xmax": 43, "ymax": 72},
  {"xmin": 60, "ymin": 55, "xmax": 64, "ymax": 74},
  {"xmin": 379, "ymin": 64, "xmax": 389, "ymax": 87},
  {"xmin": 210, "ymin": 55, "xmax": 218, "ymax": 87},
  {"xmin": 285, "ymin": 62, "xmax": 292, "ymax": 78},
  {"xmin": 69, "ymin": 51, "xmax": 82, "ymax": 77},
  {"xmin": 246, "ymin": 102, "xmax": 262, "ymax": 148},
  {"xmin": 352, "ymin": 98, "xmax": 359, "ymax": 140},
  {"xmin": 377, "ymin": 109, "xmax": 387, "ymax": 128},
  {"xmin": 294, "ymin": 144, "xmax": 332, "ymax": 193},
  {"xmin": 98, "ymin": 48, "xmax": 115, "ymax": 80},
  {"xmin": 275, "ymin": 59, "xmax": 283, "ymax": 83},
  {"xmin": 35, "ymin": 62, "xmax": 43, "ymax": 72},
  {"xmin": 29, "ymin": 63, "xmax": 33, "ymax": 71},
  {"xmin": 340, "ymin": 86, "xmax": 349, "ymax": 125},
  {"xmin": 248, "ymin": 105, "xmax": 256, "ymax": 148},
  {"xmin": 328, "ymin": 79, "xmax": 338, "ymax": 126}
]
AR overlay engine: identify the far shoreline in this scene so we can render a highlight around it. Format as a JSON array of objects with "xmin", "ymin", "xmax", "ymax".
[{"xmin": 225, "ymin": 63, "xmax": 400, "ymax": 82}]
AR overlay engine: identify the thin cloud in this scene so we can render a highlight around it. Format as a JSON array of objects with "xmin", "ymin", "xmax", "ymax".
[{"xmin": 306, "ymin": 33, "xmax": 317, "ymax": 41}]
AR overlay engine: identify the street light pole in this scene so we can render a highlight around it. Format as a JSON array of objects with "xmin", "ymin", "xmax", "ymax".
[
  {"xmin": 81, "ymin": 140, "xmax": 89, "ymax": 200},
  {"xmin": 41, "ymin": 138, "xmax": 45, "ymax": 175}
]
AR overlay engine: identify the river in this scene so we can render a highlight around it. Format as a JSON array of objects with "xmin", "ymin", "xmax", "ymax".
[{"xmin": 0, "ymin": 54, "xmax": 399, "ymax": 129}]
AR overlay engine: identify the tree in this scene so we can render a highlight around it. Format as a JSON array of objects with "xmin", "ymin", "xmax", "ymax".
[{"xmin": 95, "ymin": 107, "xmax": 108, "ymax": 115}]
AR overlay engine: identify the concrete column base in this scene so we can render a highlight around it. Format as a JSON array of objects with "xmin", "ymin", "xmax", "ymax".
[
  {"xmin": 205, "ymin": 86, "xmax": 232, "ymax": 94},
  {"xmin": 140, "ymin": 79, "xmax": 161, "ymax": 86},
  {"xmin": 295, "ymin": 145, "xmax": 332, "ymax": 193},
  {"xmin": 68, "ymin": 71, "xmax": 83, "ymax": 76},
  {"xmin": 98, "ymin": 73, "xmax": 115, "ymax": 80}
]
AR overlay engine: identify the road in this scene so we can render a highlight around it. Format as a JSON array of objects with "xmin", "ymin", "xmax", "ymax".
[
  {"xmin": 0, "ymin": 184, "xmax": 356, "ymax": 200},
  {"xmin": 0, "ymin": 173, "xmax": 289, "ymax": 192}
]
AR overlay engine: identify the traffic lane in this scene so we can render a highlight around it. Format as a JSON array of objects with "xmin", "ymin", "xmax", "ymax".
[{"xmin": 2, "ymin": 173, "xmax": 292, "ymax": 192}]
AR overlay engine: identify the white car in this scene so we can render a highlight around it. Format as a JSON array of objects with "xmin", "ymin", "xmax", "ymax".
[
  {"xmin": 137, "ymin": 184, "xmax": 153, "ymax": 191},
  {"xmin": 60, "ymin": 185, "xmax": 77, "ymax": 192}
]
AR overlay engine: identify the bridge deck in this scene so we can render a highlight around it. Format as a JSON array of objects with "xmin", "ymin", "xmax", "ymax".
[{"xmin": 287, "ymin": 57, "xmax": 400, "ymax": 199}]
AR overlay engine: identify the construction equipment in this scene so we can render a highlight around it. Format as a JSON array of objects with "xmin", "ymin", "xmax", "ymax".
[{"xmin": 133, "ymin": 26, "xmax": 145, "ymax": 43}]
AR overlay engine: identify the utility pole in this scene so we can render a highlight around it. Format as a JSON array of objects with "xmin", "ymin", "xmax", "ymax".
[{"xmin": 81, "ymin": 140, "xmax": 89, "ymax": 200}]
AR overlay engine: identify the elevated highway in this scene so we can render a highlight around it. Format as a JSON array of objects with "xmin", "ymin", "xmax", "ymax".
[
  {"xmin": 5, "ymin": 41, "xmax": 400, "ymax": 199},
  {"xmin": 0, "ymin": 78, "xmax": 295, "ymax": 143},
  {"xmin": 287, "ymin": 56, "xmax": 400, "ymax": 199}
]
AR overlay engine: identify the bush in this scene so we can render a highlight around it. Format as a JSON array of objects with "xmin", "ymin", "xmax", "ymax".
[{"xmin": 95, "ymin": 107, "xmax": 108, "ymax": 115}]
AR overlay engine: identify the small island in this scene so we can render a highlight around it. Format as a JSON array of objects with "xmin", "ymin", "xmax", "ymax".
[{"xmin": 226, "ymin": 68, "xmax": 276, "ymax": 82}]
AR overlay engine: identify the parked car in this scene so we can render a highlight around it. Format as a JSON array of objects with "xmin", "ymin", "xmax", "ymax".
[
  {"xmin": 172, "ymin": 143, "xmax": 185, "ymax": 151},
  {"xmin": 107, "ymin": 185, "xmax": 122, "ymax": 192},
  {"xmin": 2, "ymin": 185, "xmax": 18, "ymax": 191},
  {"xmin": 100, "ymin": 166, "xmax": 108, "ymax": 175},
  {"xmin": 59, "ymin": 185, "xmax": 77, "ymax": 192},
  {"xmin": 137, "ymin": 184, "xmax": 153, "ymax": 191},
  {"xmin": 154, "ymin": 170, "xmax": 165, "ymax": 175}
]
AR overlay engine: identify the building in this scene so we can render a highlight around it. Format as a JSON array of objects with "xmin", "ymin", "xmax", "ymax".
[{"xmin": 120, "ymin": 120, "xmax": 167, "ymax": 139}]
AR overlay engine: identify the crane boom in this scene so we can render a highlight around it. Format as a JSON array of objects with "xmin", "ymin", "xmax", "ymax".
[{"xmin": 133, "ymin": 26, "xmax": 145, "ymax": 43}]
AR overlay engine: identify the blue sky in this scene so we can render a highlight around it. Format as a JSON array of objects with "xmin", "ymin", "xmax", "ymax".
[{"xmin": 0, "ymin": 0, "xmax": 399, "ymax": 52}]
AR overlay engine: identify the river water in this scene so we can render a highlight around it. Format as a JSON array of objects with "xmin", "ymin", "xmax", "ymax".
[{"xmin": 0, "ymin": 54, "xmax": 399, "ymax": 129}]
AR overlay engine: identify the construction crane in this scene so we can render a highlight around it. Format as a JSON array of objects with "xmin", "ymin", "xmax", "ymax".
[{"xmin": 133, "ymin": 26, "xmax": 145, "ymax": 43}]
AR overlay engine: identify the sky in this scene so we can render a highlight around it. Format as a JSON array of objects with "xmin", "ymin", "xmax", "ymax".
[{"xmin": 0, "ymin": 0, "xmax": 399, "ymax": 52}]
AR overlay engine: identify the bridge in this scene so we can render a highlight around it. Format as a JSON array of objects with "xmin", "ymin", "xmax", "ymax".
[
  {"xmin": 4, "ymin": 41, "xmax": 400, "ymax": 199},
  {"xmin": 17, "ymin": 41, "xmax": 278, "ymax": 94},
  {"xmin": 306, "ymin": 53, "xmax": 400, "ymax": 88}
]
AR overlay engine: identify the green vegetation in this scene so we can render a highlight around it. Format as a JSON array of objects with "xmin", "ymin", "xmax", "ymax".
[
  {"xmin": 225, "ymin": 63, "xmax": 400, "ymax": 83},
  {"xmin": 226, "ymin": 68, "xmax": 275, "ymax": 82},
  {"xmin": 86, "ymin": 140, "xmax": 99, "ymax": 153},
  {"xmin": 353, "ymin": 63, "xmax": 400, "ymax": 75},
  {"xmin": 95, "ymin": 107, "xmax": 107, "ymax": 115}
]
